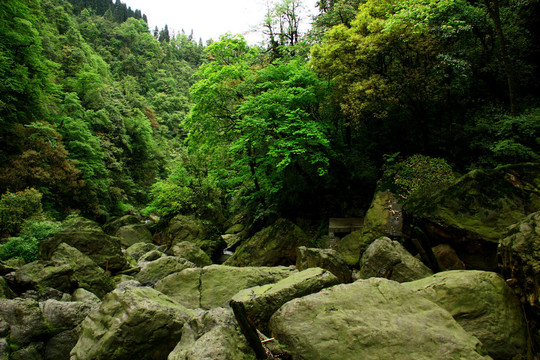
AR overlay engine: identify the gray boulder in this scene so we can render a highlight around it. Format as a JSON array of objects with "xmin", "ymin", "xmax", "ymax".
[
  {"xmin": 296, "ymin": 246, "xmax": 351, "ymax": 283},
  {"xmin": 126, "ymin": 242, "xmax": 159, "ymax": 262},
  {"xmin": 103, "ymin": 215, "xmax": 140, "ymax": 235},
  {"xmin": 39, "ymin": 217, "xmax": 126, "ymax": 272},
  {"xmin": 359, "ymin": 237, "xmax": 433, "ymax": 282},
  {"xmin": 168, "ymin": 241, "xmax": 212, "ymax": 267},
  {"xmin": 269, "ymin": 277, "xmax": 492, "ymax": 360},
  {"xmin": 404, "ymin": 270, "xmax": 528, "ymax": 360},
  {"xmin": 70, "ymin": 286, "xmax": 195, "ymax": 360},
  {"xmin": 135, "ymin": 256, "xmax": 196, "ymax": 286},
  {"xmin": 168, "ymin": 307, "xmax": 255, "ymax": 360},
  {"xmin": 232, "ymin": 267, "xmax": 339, "ymax": 332},
  {"xmin": 15, "ymin": 243, "xmax": 115, "ymax": 298},
  {"xmin": 155, "ymin": 265, "xmax": 296, "ymax": 309},
  {"xmin": 116, "ymin": 224, "xmax": 153, "ymax": 248}
]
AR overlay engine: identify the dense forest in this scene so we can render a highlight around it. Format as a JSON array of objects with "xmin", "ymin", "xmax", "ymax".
[{"xmin": 0, "ymin": 0, "xmax": 539, "ymax": 250}]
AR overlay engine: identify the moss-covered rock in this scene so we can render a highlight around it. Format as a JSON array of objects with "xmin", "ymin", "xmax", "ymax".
[
  {"xmin": 115, "ymin": 224, "xmax": 152, "ymax": 248},
  {"xmin": 363, "ymin": 190, "xmax": 404, "ymax": 239},
  {"xmin": 0, "ymin": 277, "xmax": 15, "ymax": 299},
  {"xmin": 154, "ymin": 215, "xmax": 223, "ymax": 260},
  {"xmin": 135, "ymin": 256, "xmax": 196, "ymax": 286},
  {"xmin": 168, "ymin": 241, "xmax": 212, "ymax": 267},
  {"xmin": 359, "ymin": 237, "xmax": 433, "ymax": 282},
  {"xmin": 405, "ymin": 163, "xmax": 540, "ymax": 270},
  {"xmin": 296, "ymin": 247, "xmax": 351, "ymax": 283},
  {"xmin": 125, "ymin": 242, "xmax": 159, "ymax": 262},
  {"xmin": 269, "ymin": 277, "xmax": 492, "ymax": 360},
  {"xmin": 404, "ymin": 270, "xmax": 527, "ymax": 360},
  {"xmin": 232, "ymin": 268, "xmax": 339, "ymax": 333},
  {"xmin": 335, "ymin": 230, "xmax": 372, "ymax": 267},
  {"xmin": 498, "ymin": 211, "xmax": 540, "ymax": 354},
  {"xmin": 0, "ymin": 299, "xmax": 49, "ymax": 348},
  {"xmin": 226, "ymin": 219, "xmax": 309, "ymax": 267},
  {"xmin": 15, "ymin": 243, "xmax": 115, "ymax": 299},
  {"xmin": 102, "ymin": 215, "xmax": 140, "ymax": 235},
  {"xmin": 70, "ymin": 286, "xmax": 194, "ymax": 360},
  {"xmin": 155, "ymin": 265, "xmax": 296, "ymax": 309},
  {"xmin": 432, "ymin": 244, "xmax": 466, "ymax": 271},
  {"xmin": 39, "ymin": 217, "xmax": 127, "ymax": 272},
  {"xmin": 168, "ymin": 307, "xmax": 256, "ymax": 360}
]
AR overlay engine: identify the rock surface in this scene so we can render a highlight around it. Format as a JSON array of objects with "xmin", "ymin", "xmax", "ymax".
[
  {"xmin": 135, "ymin": 256, "xmax": 196, "ymax": 286},
  {"xmin": 296, "ymin": 246, "xmax": 351, "ymax": 283},
  {"xmin": 232, "ymin": 267, "xmax": 339, "ymax": 332},
  {"xmin": 39, "ymin": 217, "xmax": 127, "ymax": 272},
  {"xmin": 335, "ymin": 230, "xmax": 371, "ymax": 266},
  {"xmin": 168, "ymin": 241, "xmax": 212, "ymax": 267},
  {"xmin": 359, "ymin": 237, "xmax": 433, "ymax": 282},
  {"xmin": 115, "ymin": 224, "xmax": 152, "ymax": 248},
  {"xmin": 432, "ymin": 244, "xmax": 466, "ymax": 271},
  {"xmin": 404, "ymin": 270, "xmax": 527, "ymax": 360},
  {"xmin": 405, "ymin": 163, "xmax": 539, "ymax": 270},
  {"xmin": 269, "ymin": 277, "xmax": 492, "ymax": 360},
  {"xmin": 168, "ymin": 307, "xmax": 256, "ymax": 360},
  {"xmin": 155, "ymin": 265, "xmax": 296, "ymax": 309},
  {"xmin": 226, "ymin": 219, "xmax": 309, "ymax": 267},
  {"xmin": 70, "ymin": 285, "xmax": 194, "ymax": 360},
  {"xmin": 15, "ymin": 243, "xmax": 115, "ymax": 298}
]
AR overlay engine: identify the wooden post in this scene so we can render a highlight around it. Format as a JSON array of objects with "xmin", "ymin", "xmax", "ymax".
[{"xmin": 230, "ymin": 300, "xmax": 267, "ymax": 360}]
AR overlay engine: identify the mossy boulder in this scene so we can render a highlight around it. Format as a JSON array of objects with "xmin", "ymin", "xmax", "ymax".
[
  {"xmin": 102, "ymin": 215, "xmax": 140, "ymax": 235},
  {"xmin": 115, "ymin": 224, "xmax": 152, "ymax": 248},
  {"xmin": 70, "ymin": 285, "xmax": 195, "ymax": 360},
  {"xmin": 269, "ymin": 277, "xmax": 492, "ymax": 360},
  {"xmin": 226, "ymin": 219, "xmax": 309, "ymax": 267},
  {"xmin": 168, "ymin": 241, "xmax": 212, "ymax": 267},
  {"xmin": 498, "ymin": 211, "xmax": 540, "ymax": 352},
  {"xmin": 335, "ymin": 230, "xmax": 372, "ymax": 267},
  {"xmin": 135, "ymin": 256, "xmax": 196, "ymax": 286},
  {"xmin": 404, "ymin": 270, "xmax": 527, "ymax": 360},
  {"xmin": 432, "ymin": 244, "xmax": 466, "ymax": 271},
  {"xmin": 15, "ymin": 243, "xmax": 115, "ymax": 298},
  {"xmin": 0, "ymin": 277, "xmax": 15, "ymax": 299},
  {"xmin": 155, "ymin": 264, "xmax": 296, "ymax": 309},
  {"xmin": 405, "ymin": 163, "xmax": 540, "ymax": 270},
  {"xmin": 168, "ymin": 307, "xmax": 256, "ymax": 360},
  {"xmin": 0, "ymin": 298, "xmax": 49, "ymax": 348},
  {"xmin": 125, "ymin": 242, "xmax": 159, "ymax": 262},
  {"xmin": 363, "ymin": 190, "xmax": 404, "ymax": 239},
  {"xmin": 296, "ymin": 247, "xmax": 351, "ymax": 283},
  {"xmin": 232, "ymin": 268, "xmax": 339, "ymax": 333},
  {"xmin": 154, "ymin": 215, "xmax": 223, "ymax": 259},
  {"xmin": 359, "ymin": 237, "xmax": 433, "ymax": 282},
  {"xmin": 39, "ymin": 217, "xmax": 127, "ymax": 272}
]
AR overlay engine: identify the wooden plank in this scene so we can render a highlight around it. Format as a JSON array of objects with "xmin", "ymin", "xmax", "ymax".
[{"xmin": 329, "ymin": 218, "xmax": 364, "ymax": 234}]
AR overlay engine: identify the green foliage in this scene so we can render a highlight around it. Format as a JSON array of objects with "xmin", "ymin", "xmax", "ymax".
[
  {"xmin": 0, "ymin": 188, "xmax": 43, "ymax": 234},
  {"xmin": 0, "ymin": 237, "xmax": 39, "ymax": 263},
  {"xmin": 381, "ymin": 154, "xmax": 455, "ymax": 199},
  {"xmin": 145, "ymin": 181, "xmax": 194, "ymax": 218}
]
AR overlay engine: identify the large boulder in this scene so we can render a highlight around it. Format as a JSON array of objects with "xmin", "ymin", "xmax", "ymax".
[
  {"xmin": 168, "ymin": 307, "xmax": 256, "ymax": 360},
  {"xmin": 404, "ymin": 163, "xmax": 540, "ymax": 270},
  {"xmin": 115, "ymin": 224, "xmax": 152, "ymax": 248},
  {"xmin": 269, "ymin": 277, "xmax": 492, "ymax": 360},
  {"xmin": 0, "ymin": 298, "xmax": 92, "ymax": 360},
  {"xmin": 335, "ymin": 230, "xmax": 372, "ymax": 267},
  {"xmin": 39, "ymin": 217, "xmax": 127, "ymax": 272},
  {"xmin": 404, "ymin": 270, "xmax": 527, "ymax": 360},
  {"xmin": 70, "ymin": 285, "xmax": 194, "ymax": 360},
  {"xmin": 135, "ymin": 256, "xmax": 196, "ymax": 286},
  {"xmin": 103, "ymin": 215, "xmax": 140, "ymax": 235},
  {"xmin": 359, "ymin": 237, "xmax": 433, "ymax": 282},
  {"xmin": 296, "ymin": 247, "xmax": 351, "ymax": 283},
  {"xmin": 155, "ymin": 265, "xmax": 296, "ymax": 309},
  {"xmin": 432, "ymin": 244, "xmax": 466, "ymax": 271},
  {"xmin": 125, "ymin": 242, "xmax": 160, "ymax": 262},
  {"xmin": 15, "ymin": 243, "xmax": 115, "ymax": 298},
  {"xmin": 168, "ymin": 241, "xmax": 212, "ymax": 267},
  {"xmin": 362, "ymin": 190, "xmax": 404, "ymax": 239},
  {"xmin": 226, "ymin": 219, "xmax": 309, "ymax": 267},
  {"xmin": 0, "ymin": 277, "xmax": 15, "ymax": 299},
  {"xmin": 498, "ymin": 211, "xmax": 540, "ymax": 354},
  {"xmin": 154, "ymin": 215, "xmax": 222, "ymax": 259},
  {"xmin": 232, "ymin": 267, "xmax": 339, "ymax": 332}
]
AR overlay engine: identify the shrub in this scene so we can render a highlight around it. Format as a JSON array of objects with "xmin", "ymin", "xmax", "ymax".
[
  {"xmin": 0, "ymin": 188, "xmax": 43, "ymax": 235},
  {"xmin": 381, "ymin": 154, "xmax": 455, "ymax": 199},
  {"xmin": 0, "ymin": 237, "xmax": 39, "ymax": 263}
]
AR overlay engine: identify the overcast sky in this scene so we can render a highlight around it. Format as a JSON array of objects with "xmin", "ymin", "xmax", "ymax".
[{"xmin": 122, "ymin": 0, "xmax": 319, "ymax": 44}]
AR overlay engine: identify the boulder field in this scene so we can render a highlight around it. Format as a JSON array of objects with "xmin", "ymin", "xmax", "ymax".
[{"xmin": 0, "ymin": 163, "xmax": 537, "ymax": 359}]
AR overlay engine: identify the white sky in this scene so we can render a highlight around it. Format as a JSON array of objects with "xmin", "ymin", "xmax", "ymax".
[{"xmin": 121, "ymin": 0, "xmax": 319, "ymax": 44}]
